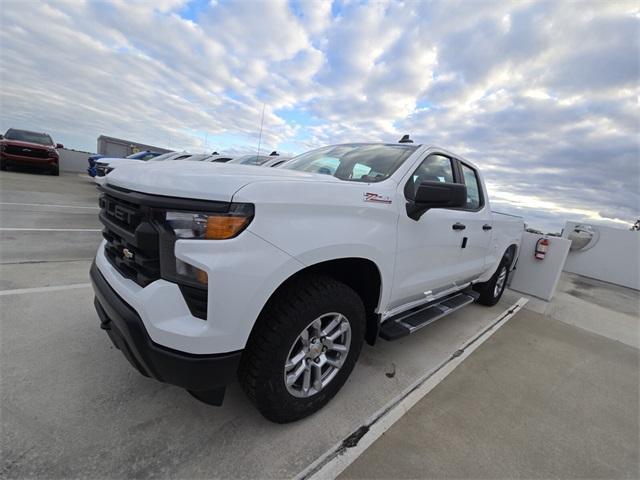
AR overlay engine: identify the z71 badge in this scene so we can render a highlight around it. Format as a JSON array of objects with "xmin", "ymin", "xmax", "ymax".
[{"xmin": 364, "ymin": 192, "xmax": 392, "ymax": 204}]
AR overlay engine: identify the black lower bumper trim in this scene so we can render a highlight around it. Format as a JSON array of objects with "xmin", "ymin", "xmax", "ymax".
[{"xmin": 90, "ymin": 260, "xmax": 242, "ymax": 394}]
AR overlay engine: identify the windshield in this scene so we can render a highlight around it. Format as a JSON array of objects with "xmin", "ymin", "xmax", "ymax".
[
  {"xmin": 228, "ymin": 155, "xmax": 271, "ymax": 166},
  {"xmin": 285, "ymin": 144, "xmax": 417, "ymax": 182},
  {"xmin": 4, "ymin": 129, "xmax": 54, "ymax": 146}
]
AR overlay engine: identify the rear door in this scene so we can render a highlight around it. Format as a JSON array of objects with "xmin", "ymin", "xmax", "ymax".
[{"xmin": 450, "ymin": 159, "xmax": 493, "ymax": 282}]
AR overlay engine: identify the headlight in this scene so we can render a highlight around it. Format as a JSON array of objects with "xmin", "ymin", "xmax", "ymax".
[
  {"xmin": 161, "ymin": 203, "xmax": 254, "ymax": 287},
  {"xmin": 165, "ymin": 203, "xmax": 254, "ymax": 240}
]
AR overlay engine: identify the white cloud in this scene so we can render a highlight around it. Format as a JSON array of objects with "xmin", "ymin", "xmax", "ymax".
[{"xmin": 0, "ymin": 0, "xmax": 638, "ymax": 231}]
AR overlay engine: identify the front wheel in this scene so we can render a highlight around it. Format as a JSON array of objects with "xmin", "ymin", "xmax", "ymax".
[
  {"xmin": 239, "ymin": 275, "xmax": 365, "ymax": 423},
  {"xmin": 473, "ymin": 259, "xmax": 510, "ymax": 306},
  {"xmin": 0, "ymin": 158, "xmax": 6, "ymax": 171}
]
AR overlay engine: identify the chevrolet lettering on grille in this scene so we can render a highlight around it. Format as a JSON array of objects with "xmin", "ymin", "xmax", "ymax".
[{"xmin": 101, "ymin": 196, "xmax": 137, "ymax": 226}]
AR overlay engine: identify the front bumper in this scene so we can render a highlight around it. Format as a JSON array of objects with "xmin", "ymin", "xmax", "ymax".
[
  {"xmin": 1, "ymin": 152, "xmax": 58, "ymax": 168},
  {"xmin": 90, "ymin": 260, "xmax": 242, "ymax": 393}
]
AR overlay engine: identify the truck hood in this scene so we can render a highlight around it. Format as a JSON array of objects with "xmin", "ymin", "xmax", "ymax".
[{"xmin": 105, "ymin": 160, "xmax": 341, "ymax": 202}]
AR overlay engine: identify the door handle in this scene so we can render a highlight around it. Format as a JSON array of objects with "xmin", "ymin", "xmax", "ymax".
[
  {"xmin": 452, "ymin": 222, "xmax": 466, "ymax": 231},
  {"xmin": 482, "ymin": 224, "xmax": 493, "ymax": 231}
]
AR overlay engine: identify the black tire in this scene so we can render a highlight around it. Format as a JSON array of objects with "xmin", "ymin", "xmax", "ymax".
[
  {"xmin": 50, "ymin": 166, "xmax": 59, "ymax": 176},
  {"xmin": 0, "ymin": 158, "xmax": 6, "ymax": 171},
  {"xmin": 473, "ymin": 258, "xmax": 510, "ymax": 306},
  {"xmin": 239, "ymin": 274, "xmax": 365, "ymax": 423}
]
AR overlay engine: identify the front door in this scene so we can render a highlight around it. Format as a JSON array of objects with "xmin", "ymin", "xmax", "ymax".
[
  {"xmin": 389, "ymin": 153, "xmax": 493, "ymax": 313},
  {"xmin": 390, "ymin": 153, "xmax": 468, "ymax": 310}
]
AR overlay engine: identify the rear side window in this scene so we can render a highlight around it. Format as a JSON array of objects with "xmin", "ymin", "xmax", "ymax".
[
  {"xmin": 406, "ymin": 154, "xmax": 454, "ymax": 198},
  {"xmin": 460, "ymin": 163, "xmax": 482, "ymax": 209}
]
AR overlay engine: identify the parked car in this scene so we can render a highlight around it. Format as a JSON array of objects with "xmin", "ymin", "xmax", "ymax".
[
  {"xmin": 204, "ymin": 154, "xmax": 234, "ymax": 163},
  {"xmin": 91, "ymin": 150, "xmax": 164, "ymax": 178},
  {"xmin": 0, "ymin": 128, "xmax": 63, "ymax": 175},
  {"xmin": 87, "ymin": 154, "xmax": 104, "ymax": 177},
  {"xmin": 262, "ymin": 157, "xmax": 290, "ymax": 167},
  {"xmin": 226, "ymin": 151, "xmax": 282, "ymax": 166},
  {"xmin": 94, "ymin": 151, "xmax": 181, "ymax": 184},
  {"xmin": 147, "ymin": 151, "xmax": 191, "ymax": 162},
  {"xmin": 90, "ymin": 138, "xmax": 524, "ymax": 422}
]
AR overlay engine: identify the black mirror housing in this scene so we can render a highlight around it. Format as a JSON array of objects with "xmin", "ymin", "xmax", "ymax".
[
  {"xmin": 56, "ymin": 143, "xmax": 64, "ymax": 149},
  {"xmin": 406, "ymin": 181, "xmax": 467, "ymax": 220}
]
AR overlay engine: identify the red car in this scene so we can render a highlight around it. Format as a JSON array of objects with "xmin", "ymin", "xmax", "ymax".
[{"xmin": 0, "ymin": 128, "xmax": 63, "ymax": 175}]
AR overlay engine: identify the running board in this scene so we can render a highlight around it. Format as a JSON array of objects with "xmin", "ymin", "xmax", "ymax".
[{"xmin": 379, "ymin": 289, "xmax": 480, "ymax": 341}]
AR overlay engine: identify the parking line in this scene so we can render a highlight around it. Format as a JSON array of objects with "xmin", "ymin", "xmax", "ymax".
[
  {"xmin": 295, "ymin": 297, "xmax": 529, "ymax": 480},
  {"xmin": 0, "ymin": 228, "xmax": 101, "ymax": 232},
  {"xmin": 0, "ymin": 202, "xmax": 99, "ymax": 209},
  {"xmin": 0, "ymin": 283, "xmax": 92, "ymax": 297}
]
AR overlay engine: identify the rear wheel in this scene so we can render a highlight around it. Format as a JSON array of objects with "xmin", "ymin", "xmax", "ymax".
[
  {"xmin": 239, "ymin": 275, "xmax": 365, "ymax": 423},
  {"xmin": 474, "ymin": 258, "xmax": 510, "ymax": 306},
  {"xmin": 0, "ymin": 158, "xmax": 6, "ymax": 171}
]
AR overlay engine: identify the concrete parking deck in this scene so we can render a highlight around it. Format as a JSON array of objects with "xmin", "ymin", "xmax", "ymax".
[
  {"xmin": 340, "ymin": 308, "xmax": 639, "ymax": 479},
  {"xmin": 340, "ymin": 277, "xmax": 640, "ymax": 479}
]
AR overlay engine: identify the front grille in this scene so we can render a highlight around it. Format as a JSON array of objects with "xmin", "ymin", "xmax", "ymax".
[
  {"xmin": 5, "ymin": 145, "xmax": 49, "ymax": 158},
  {"xmin": 96, "ymin": 185, "xmax": 227, "ymax": 319},
  {"xmin": 99, "ymin": 194, "xmax": 160, "ymax": 287}
]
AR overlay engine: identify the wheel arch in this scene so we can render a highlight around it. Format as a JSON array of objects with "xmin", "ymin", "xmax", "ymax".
[
  {"xmin": 253, "ymin": 257, "xmax": 384, "ymax": 347},
  {"xmin": 504, "ymin": 243, "xmax": 519, "ymax": 270}
]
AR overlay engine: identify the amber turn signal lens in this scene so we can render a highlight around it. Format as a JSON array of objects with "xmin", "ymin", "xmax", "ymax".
[
  {"xmin": 196, "ymin": 269, "xmax": 208, "ymax": 285},
  {"xmin": 205, "ymin": 216, "xmax": 250, "ymax": 239}
]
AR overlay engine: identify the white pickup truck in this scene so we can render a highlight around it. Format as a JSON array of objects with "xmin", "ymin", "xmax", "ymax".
[{"xmin": 90, "ymin": 140, "xmax": 523, "ymax": 422}]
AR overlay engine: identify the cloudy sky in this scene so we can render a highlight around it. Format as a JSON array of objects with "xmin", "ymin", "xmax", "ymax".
[{"xmin": 1, "ymin": 0, "xmax": 638, "ymax": 231}]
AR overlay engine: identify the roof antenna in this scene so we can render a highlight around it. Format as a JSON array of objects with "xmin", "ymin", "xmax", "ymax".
[
  {"xmin": 398, "ymin": 134, "xmax": 413, "ymax": 143},
  {"xmin": 256, "ymin": 103, "xmax": 265, "ymax": 157},
  {"xmin": 269, "ymin": 151, "xmax": 279, "ymax": 156}
]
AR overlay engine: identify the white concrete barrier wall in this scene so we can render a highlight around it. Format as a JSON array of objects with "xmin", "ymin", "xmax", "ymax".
[
  {"xmin": 59, "ymin": 148, "xmax": 94, "ymax": 173},
  {"xmin": 562, "ymin": 221, "xmax": 640, "ymax": 290},
  {"xmin": 508, "ymin": 232, "xmax": 571, "ymax": 301}
]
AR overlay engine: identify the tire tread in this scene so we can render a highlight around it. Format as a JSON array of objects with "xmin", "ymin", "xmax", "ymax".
[{"xmin": 238, "ymin": 274, "xmax": 364, "ymax": 422}]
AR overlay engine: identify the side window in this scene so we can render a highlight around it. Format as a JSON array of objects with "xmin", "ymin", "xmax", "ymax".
[
  {"xmin": 460, "ymin": 163, "xmax": 482, "ymax": 209},
  {"xmin": 406, "ymin": 154, "xmax": 454, "ymax": 197}
]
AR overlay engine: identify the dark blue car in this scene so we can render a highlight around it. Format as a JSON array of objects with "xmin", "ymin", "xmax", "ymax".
[{"xmin": 87, "ymin": 150, "xmax": 163, "ymax": 177}]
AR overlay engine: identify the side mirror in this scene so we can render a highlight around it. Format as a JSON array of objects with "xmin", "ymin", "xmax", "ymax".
[
  {"xmin": 407, "ymin": 181, "xmax": 467, "ymax": 220},
  {"xmin": 56, "ymin": 143, "xmax": 64, "ymax": 149},
  {"xmin": 0, "ymin": 135, "xmax": 3, "ymax": 140}
]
